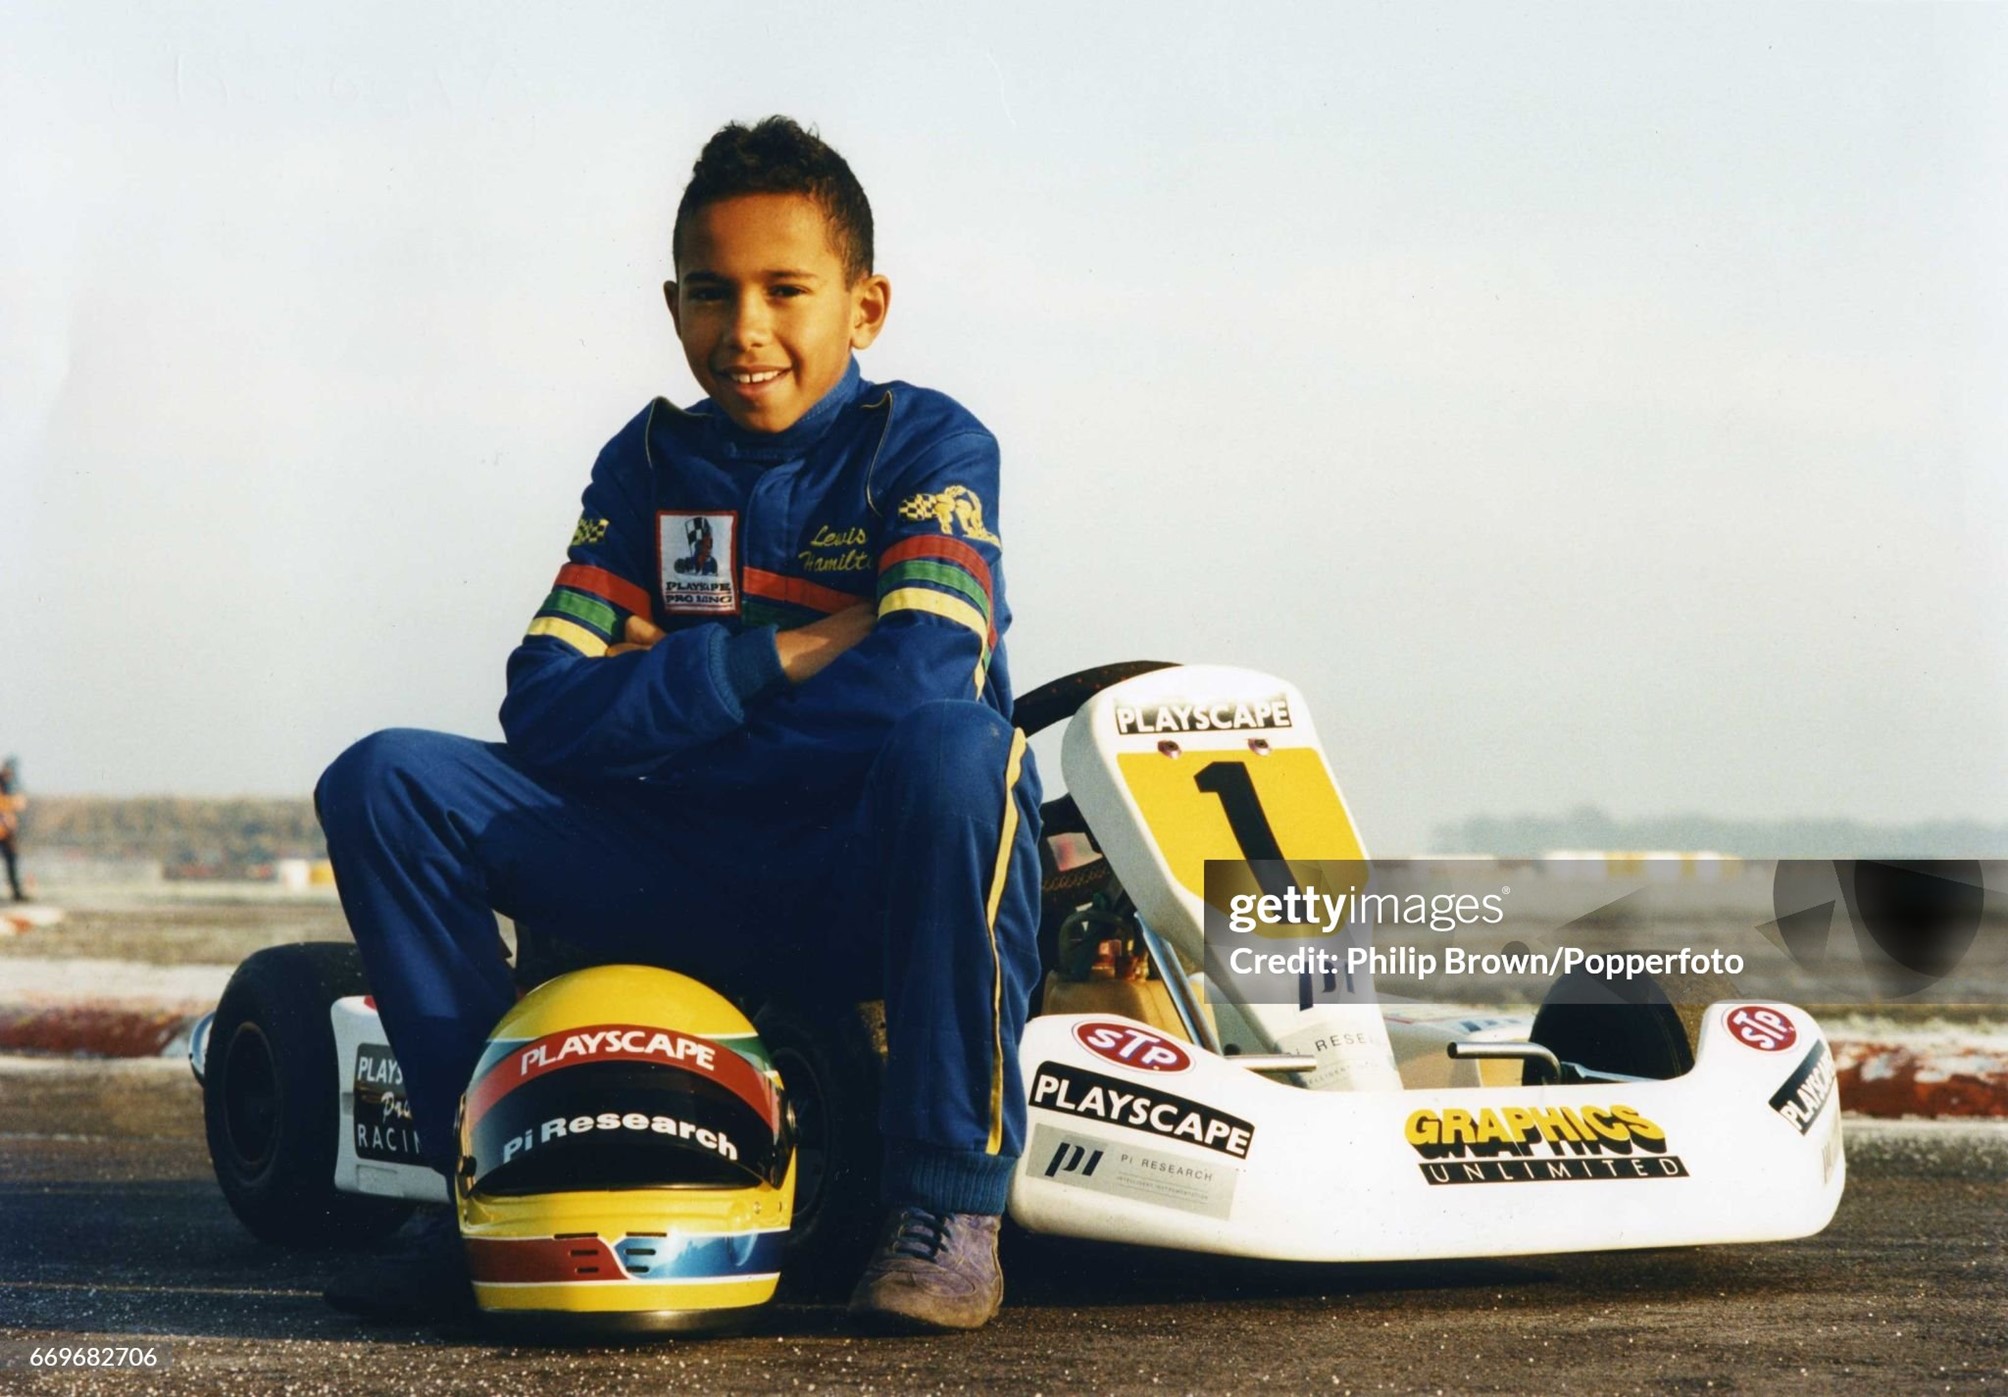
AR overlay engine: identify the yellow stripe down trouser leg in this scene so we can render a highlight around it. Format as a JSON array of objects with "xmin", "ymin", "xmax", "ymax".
[{"xmin": 873, "ymin": 701, "xmax": 1041, "ymax": 1214}]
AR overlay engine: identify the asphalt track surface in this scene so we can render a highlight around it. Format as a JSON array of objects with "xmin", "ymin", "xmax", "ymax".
[{"xmin": 1, "ymin": 1059, "xmax": 2003, "ymax": 1396}]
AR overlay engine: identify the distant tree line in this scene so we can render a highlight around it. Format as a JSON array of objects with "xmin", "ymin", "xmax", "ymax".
[
  {"xmin": 1432, "ymin": 805, "xmax": 2008, "ymax": 858},
  {"xmin": 21, "ymin": 796, "xmax": 325, "ymax": 870}
]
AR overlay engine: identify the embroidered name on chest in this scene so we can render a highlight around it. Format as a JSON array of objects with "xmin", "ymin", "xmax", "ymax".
[{"xmin": 798, "ymin": 522, "xmax": 872, "ymax": 575}]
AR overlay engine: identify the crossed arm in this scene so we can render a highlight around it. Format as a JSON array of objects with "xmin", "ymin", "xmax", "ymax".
[{"xmin": 609, "ymin": 605, "xmax": 876, "ymax": 683}]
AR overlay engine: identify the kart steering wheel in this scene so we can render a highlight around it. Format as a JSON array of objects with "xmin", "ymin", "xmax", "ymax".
[{"xmin": 1013, "ymin": 660, "xmax": 1176, "ymax": 739}]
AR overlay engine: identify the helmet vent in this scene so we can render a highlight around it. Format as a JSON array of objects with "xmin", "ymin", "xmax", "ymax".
[{"xmin": 614, "ymin": 1235, "xmax": 670, "ymax": 1277}]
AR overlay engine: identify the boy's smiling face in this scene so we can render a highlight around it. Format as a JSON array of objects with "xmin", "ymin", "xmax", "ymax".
[{"xmin": 667, "ymin": 193, "xmax": 890, "ymax": 434}]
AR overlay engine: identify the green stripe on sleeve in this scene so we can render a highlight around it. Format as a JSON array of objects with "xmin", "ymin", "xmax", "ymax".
[
  {"xmin": 875, "ymin": 559, "xmax": 990, "ymax": 619},
  {"xmin": 538, "ymin": 587, "xmax": 620, "ymax": 639}
]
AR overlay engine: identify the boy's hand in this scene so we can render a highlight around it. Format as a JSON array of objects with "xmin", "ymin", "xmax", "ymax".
[
  {"xmin": 607, "ymin": 615, "xmax": 667, "ymax": 656},
  {"xmin": 776, "ymin": 603, "xmax": 875, "ymax": 684}
]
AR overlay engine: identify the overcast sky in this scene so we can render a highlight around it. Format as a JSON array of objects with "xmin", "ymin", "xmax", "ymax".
[{"xmin": 3, "ymin": 2, "xmax": 2003, "ymax": 851}]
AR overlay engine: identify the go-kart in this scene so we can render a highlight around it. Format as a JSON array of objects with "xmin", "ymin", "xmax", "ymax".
[{"xmin": 190, "ymin": 663, "xmax": 1843, "ymax": 1317}]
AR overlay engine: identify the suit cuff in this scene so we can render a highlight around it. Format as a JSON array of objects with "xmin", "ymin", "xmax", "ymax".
[{"xmin": 721, "ymin": 625, "xmax": 787, "ymax": 707}]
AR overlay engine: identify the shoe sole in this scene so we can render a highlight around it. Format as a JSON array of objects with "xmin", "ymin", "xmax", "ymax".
[{"xmin": 847, "ymin": 1295, "xmax": 1001, "ymax": 1335}]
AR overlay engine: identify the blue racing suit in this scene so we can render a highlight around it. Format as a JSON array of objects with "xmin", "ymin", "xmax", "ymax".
[{"xmin": 317, "ymin": 359, "xmax": 1042, "ymax": 1214}]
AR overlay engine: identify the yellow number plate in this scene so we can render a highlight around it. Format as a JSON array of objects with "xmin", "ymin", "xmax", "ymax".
[{"xmin": 1116, "ymin": 748, "xmax": 1365, "ymax": 899}]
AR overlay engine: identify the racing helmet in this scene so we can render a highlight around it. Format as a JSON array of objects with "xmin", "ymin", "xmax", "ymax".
[{"xmin": 455, "ymin": 965, "xmax": 794, "ymax": 1336}]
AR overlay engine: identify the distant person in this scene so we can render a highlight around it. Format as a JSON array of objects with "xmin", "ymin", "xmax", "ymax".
[{"xmin": 0, "ymin": 756, "xmax": 26, "ymax": 902}]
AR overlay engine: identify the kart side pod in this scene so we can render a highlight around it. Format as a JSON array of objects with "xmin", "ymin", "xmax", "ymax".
[{"xmin": 1009, "ymin": 1005, "xmax": 1844, "ymax": 1262}]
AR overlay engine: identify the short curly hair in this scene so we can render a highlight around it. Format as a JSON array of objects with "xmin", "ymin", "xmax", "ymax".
[{"xmin": 673, "ymin": 116, "xmax": 874, "ymax": 283}]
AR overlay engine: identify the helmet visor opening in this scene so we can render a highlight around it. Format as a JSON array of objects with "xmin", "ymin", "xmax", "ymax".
[{"xmin": 469, "ymin": 1059, "xmax": 786, "ymax": 1194}]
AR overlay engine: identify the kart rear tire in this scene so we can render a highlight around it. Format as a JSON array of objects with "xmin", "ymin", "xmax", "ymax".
[
  {"xmin": 1525, "ymin": 964, "xmax": 1740, "ymax": 1085},
  {"xmin": 756, "ymin": 999, "xmax": 884, "ymax": 1299},
  {"xmin": 203, "ymin": 942, "xmax": 414, "ymax": 1248}
]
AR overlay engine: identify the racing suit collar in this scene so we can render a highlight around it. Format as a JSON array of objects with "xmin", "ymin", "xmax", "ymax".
[{"xmin": 697, "ymin": 357, "xmax": 865, "ymax": 461}]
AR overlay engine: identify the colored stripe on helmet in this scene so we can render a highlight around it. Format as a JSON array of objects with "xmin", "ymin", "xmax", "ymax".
[
  {"xmin": 465, "ymin": 1229, "xmax": 786, "ymax": 1284},
  {"xmin": 526, "ymin": 615, "xmax": 609, "ymax": 658},
  {"xmin": 465, "ymin": 1023, "xmax": 779, "ymax": 1134},
  {"xmin": 613, "ymin": 1229, "xmax": 786, "ymax": 1279},
  {"xmin": 471, "ymin": 1030, "xmax": 768, "ymax": 1081},
  {"xmin": 556, "ymin": 563, "xmax": 652, "ymax": 618},
  {"xmin": 469, "ymin": 1277, "xmax": 781, "ymax": 1314}
]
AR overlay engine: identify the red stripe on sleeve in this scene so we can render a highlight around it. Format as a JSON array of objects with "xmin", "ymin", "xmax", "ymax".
[
  {"xmin": 555, "ymin": 563, "xmax": 652, "ymax": 618},
  {"xmin": 879, "ymin": 535, "xmax": 994, "ymax": 609},
  {"xmin": 742, "ymin": 567, "xmax": 869, "ymax": 615}
]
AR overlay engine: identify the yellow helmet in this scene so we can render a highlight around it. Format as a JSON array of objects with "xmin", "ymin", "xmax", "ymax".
[{"xmin": 455, "ymin": 965, "xmax": 795, "ymax": 1337}]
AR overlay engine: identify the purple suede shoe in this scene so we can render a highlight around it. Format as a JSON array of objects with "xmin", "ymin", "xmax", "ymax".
[{"xmin": 847, "ymin": 1206, "xmax": 1004, "ymax": 1332}]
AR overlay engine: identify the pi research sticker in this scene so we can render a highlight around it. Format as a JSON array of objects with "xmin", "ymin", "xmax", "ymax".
[
  {"xmin": 1404, "ymin": 1104, "xmax": 1689, "ymax": 1184},
  {"xmin": 1073, "ymin": 1021, "xmax": 1192, "ymax": 1073},
  {"xmin": 1031, "ymin": 1124, "xmax": 1239, "ymax": 1219},
  {"xmin": 658, "ymin": 510, "xmax": 738, "ymax": 614},
  {"xmin": 1726, "ymin": 1004, "xmax": 1798, "ymax": 1052}
]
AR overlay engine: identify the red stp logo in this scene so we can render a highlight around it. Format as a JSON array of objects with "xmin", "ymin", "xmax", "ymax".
[
  {"xmin": 1072, "ymin": 1021, "xmax": 1191, "ymax": 1073},
  {"xmin": 1725, "ymin": 1004, "xmax": 1798, "ymax": 1053}
]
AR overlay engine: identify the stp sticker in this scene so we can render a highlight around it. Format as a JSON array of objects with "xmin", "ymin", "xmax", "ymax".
[
  {"xmin": 1725, "ymin": 1005, "xmax": 1798, "ymax": 1053},
  {"xmin": 1073, "ymin": 1021, "xmax": 1192, "ymax": 1073}
]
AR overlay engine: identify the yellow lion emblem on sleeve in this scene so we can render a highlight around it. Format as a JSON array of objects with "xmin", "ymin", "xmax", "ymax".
[{"xmin": 895, "ymin": 484, "xmax": 1001, "ymax": 544}]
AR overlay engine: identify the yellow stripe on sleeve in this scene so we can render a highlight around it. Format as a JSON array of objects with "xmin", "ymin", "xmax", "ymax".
[
  {"xmin": 526, "ymin": 615, "xmax": 610, "ymax": 657},
  {"xmin": 981, "ymin": 727, "xmax": 1029, "ymax": 1154},
  {"xmin": 876, "ymin": 586, "xmax": 991, "ymax": 696},
  {"xmin": 877, "ymin": 585, "xmax": 989, "ymax": 639}
]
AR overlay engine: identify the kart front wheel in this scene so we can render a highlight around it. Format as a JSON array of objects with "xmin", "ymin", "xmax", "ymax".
[{"xmin": 203, "ymin": 943, "xmax": 414, "ymax": 1248}]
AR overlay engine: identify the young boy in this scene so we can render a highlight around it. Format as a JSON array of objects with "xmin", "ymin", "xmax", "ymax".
[{"xmin": 315, "ymin": 117, "xmax": 1042, "ymax": 1333}]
